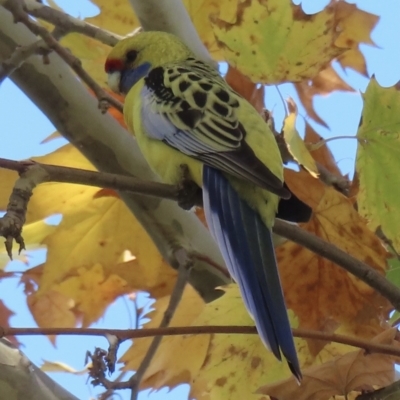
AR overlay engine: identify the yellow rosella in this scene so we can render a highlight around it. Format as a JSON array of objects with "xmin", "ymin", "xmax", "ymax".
[{"xmin": 105, "ymin": 31, "xmax": 301, "ymax": 380}]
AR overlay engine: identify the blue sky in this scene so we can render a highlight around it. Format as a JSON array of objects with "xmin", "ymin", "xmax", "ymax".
[{"xmin": 1, "ymin": 0, "xmax": 400, "ymax": 399}]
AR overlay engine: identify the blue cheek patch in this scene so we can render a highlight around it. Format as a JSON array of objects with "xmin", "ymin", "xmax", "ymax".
[{"xmin": 120, "ymin": 62, "xmax": 151, "ymax": 93}]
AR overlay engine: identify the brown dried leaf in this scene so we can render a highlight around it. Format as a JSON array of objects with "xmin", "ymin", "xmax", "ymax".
[
  {"xmin": 335, "ymin": 2, "xmax": 379, "ymax": 75},
  {"xmin": 258, "ymin": 329, "xmax": 398, "ymax": 400},
  {"xmin": 280, "ymin": 170, "xmax": 391, "ymax": 340}
]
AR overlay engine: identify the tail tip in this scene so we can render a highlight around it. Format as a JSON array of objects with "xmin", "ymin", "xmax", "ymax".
[{"xmin": 288, "ymin": 361, "xmax": 302, "ymax": 385}]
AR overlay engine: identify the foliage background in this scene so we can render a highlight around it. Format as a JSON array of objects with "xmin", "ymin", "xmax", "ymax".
[{"xmin": 0, "ymin": 0, "xmax": 400, "ymax": 399}]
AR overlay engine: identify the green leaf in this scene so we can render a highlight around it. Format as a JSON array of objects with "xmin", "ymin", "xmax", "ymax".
[{"xmin": 356, "ymin": 78, "xmax": 400, "ymax": 252}]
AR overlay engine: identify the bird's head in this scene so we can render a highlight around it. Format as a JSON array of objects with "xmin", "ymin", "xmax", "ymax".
[{"xmin": 105, "ymin": 31, "xmax": 193, "ymax": 95}]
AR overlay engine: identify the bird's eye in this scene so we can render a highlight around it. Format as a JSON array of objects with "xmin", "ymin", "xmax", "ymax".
[{"xmin": 126, "ymin": 50, "xmax": 138, "ymax": 63}]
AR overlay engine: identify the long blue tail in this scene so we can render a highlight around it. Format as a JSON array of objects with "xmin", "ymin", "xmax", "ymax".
[{"xmin": 203, "ymin": 165, "xmax": 301, "ymax": 381}]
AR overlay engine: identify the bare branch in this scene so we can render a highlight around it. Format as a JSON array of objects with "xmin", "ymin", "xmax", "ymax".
[
  {"xmin": 0, "ymin": 338, "xmax": 79, "ymax": 400},
  {"xmin": 24, "ymin": 0, "xmax": 121, "ymax": 46},
  {"xmin": 0, "ymin": 158, "xmax": 184, "ymax": 203},
  {"xmin": 2, "ymin": 326, "xmax": 400, "ymax": 358},
  {"xmin": 0, "ymin": 39, "xmax": 45, "ymax": 82}
]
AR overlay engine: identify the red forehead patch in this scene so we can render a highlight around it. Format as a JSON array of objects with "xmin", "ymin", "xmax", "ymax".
[{"xmin": 104, "ymin": 58, "xmax": 124, "ymax": 73}]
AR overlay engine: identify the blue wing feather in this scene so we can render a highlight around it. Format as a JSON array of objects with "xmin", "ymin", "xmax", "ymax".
[{"xmin": 203, "ymin": 166, "xmax": 301, "ymax": 380}]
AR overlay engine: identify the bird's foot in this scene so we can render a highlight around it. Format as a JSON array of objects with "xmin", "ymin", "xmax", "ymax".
[{"xmin": 177, "ymin": 164, "xmax": 203, "ymax": 210}]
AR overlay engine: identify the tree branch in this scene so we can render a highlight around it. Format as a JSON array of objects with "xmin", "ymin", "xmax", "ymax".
[
  {"xmin": 2, "ymin": 326, "xmax": 400, "ymax": 358},
  {"xmin": 0, "ymin": 158, "xmax": 184, "ymax": 202},
  {"xmin": 0, "ymin": 39, "xmax": 45, "ymax": 83},
  {"xmin": 356, "ymin": 380, "xmax": 400, "ymax": 400},
  {"xmin": 0, "ymin": 338, "xmax": 79, "ymax": 400},
  {"xmin": 3, "ymin": 0, "xmax": 123, "ymax": 113}
]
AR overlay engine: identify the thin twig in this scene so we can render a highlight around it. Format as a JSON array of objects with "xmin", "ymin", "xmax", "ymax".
[
  {"xmin": 273, "ymin": 219, "xmax": 400, "ymax": 312},
  {"xmin": 2, "ymin": 326, "xmax": 400, "ymax": 358},
  {"xmin": 3, "ymin": 0, "xmax": 123, "ymax": 113},
  {"xmin": 128, "ymin": 249, "xmax": 193, "ymax": 400},
  {"xmin": 0, "ymin": 39, "xmax": 45, "ymax": 83},
  {"xmin": 23, "ymin": 0, "xmax": 121, "ymax": 46},
  {"xmin": 356, "ymin": 379, "xmax": 400, "ymax": 400}
]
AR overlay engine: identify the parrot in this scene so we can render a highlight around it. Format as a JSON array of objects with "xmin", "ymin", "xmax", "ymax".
[{"xmin": 105, "ymin": 31, "xmax": 301, "ymax": 381}]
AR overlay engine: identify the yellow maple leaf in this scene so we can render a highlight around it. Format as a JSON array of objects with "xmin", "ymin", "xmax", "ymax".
[
  {"xmin": 24, "ymin": 144, "xmax": 97, "ymax": 223},
  {"xmin": 17, "ymin": 145, "xmax": 174, "ymax": 294},
  {"xmin": 114, "ymin": 258, "xmax": 177, "ymax": 299},
  {"xmin": 191, "ymin": 286, "xmax": 297, "ymax": 400},
  {"xmin": 210, "ymin": 0, "xmax": 343, "ymax": 83},
  {"xmin": 122, "ymin": 285, "xmax": 209, "ymax": 389},
  {"xmin": 60, "ymin": 32, "xmax": 112, "ymax": 85},
  {"xmin": 190, "ymin": 286, "xmax": 363, "ymax": 400},
  {"xmin": 283, "ymin": 104, "xmax": 319, "ymax": 178},
  {"xmin": 12, "ymin": 144, "xmax": 178, "ymax": 327}
]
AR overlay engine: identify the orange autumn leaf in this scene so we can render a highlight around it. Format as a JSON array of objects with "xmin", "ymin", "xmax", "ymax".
[
  {"xmin": 27, "ymin": 290, "xmax": 76, "ymax": 342},
  {"xmin": 225, "ymin": 65, "xmax": 265, "ymax": 114},
  {"xmin": 295, "ymin": 64, "xmax": 354, "ymax": 126},
  {"xmin": 284, "ymin": 168, "xmax": 324, "ymax": 210}
]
